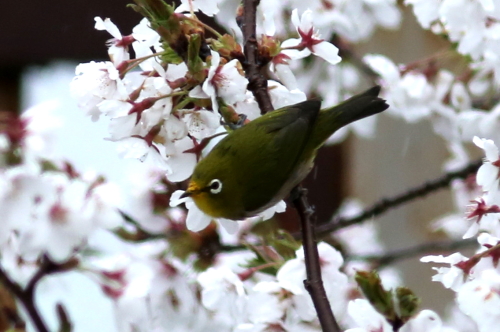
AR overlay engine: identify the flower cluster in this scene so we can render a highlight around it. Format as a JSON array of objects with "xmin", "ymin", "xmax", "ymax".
[
  {"xmin": 0, "ymin": 106, "xmax": 122, "ymax": 283},
  {"xmin": 8, "ymin": 0, "xmax": 500, "ymax": 331},
  {"xmin": 71, "ymin": 1, "xmax": 370, "ymax": 233}
]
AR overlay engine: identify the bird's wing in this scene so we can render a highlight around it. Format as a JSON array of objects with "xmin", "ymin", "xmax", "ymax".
[{"xmin": 237, "ymin": 99, "xmax": 322, "ymax": 213}]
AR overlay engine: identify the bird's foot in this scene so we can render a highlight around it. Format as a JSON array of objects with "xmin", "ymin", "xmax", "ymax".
[{"xmin": 226, "ymin": 114, "xmax": 247, "ymax": 130}]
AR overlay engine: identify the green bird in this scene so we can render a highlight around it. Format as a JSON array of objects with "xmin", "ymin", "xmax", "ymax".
[{"xmin": 181, "ymin": 86, "xmax": 388, "ymax": 220}]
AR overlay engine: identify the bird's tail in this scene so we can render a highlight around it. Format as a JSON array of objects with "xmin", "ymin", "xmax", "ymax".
[{"xmin": 309, "ymin": 86, "xmax": 389, "ymax": 148}]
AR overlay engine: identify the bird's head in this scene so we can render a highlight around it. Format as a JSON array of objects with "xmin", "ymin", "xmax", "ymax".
[{"xmin": 181, "ymin": 169, "xmax": 242, "ymax": 220}]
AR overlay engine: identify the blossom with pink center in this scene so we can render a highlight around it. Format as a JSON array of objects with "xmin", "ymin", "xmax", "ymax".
[
  {"xmin": 70, "ymin": 61, "xmax": 128, "ymax": 121},
  {"xmin": 94, "ymin": 17, "xmax": 134, "ymax": 66},
  {"xmin": 420, "ymin": 252, "xmax": 470, "ymax": 291},
  {"xmin": 464, "ymin": 197, "xmax": 500, "ymax": 238},
  {"xmin": 195, "ymin": 51, "xmax": 249, "ymax": 113},
  {"xmin": 281, "ymin": 9, "xmax": 341, "ymax": 65}
]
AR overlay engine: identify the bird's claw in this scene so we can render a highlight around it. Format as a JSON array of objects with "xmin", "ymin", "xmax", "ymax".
[{"xmin": 227, "ymin": 114, "xmax": 247, "ymax": 130}]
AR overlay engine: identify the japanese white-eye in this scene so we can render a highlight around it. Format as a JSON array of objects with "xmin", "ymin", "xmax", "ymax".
[{"xmin": 182, "ymin": 86, "xmax": 388, "ymax": 220}]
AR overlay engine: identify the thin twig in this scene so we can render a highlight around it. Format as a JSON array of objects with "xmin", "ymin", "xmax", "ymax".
[
  {"xmin": 348, "ymin": 238, "xmax": 477, "ymax": 267},
  {"xmin": 241, "ymin": 0, "xmax": 274, "ymax": 114},
  {"xmin": 293, "ymin": 186, "xmax": 341, "ymax": 332},
  {"xmin": 316, "ymin": 158, "xmax": 482, "ymax": 237},
  {"xmin": 0, "ymin": 266, "xmax": 49, "ymax": 332},
  {"xmin": 240, "ymin": 2, "xmax": 339, "ymax": 329}
]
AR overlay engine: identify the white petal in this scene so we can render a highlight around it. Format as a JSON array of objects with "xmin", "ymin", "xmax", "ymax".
[
  {"xmin": 483, "ymin": 139, "xmax": 499, "ymax": 161},
  {"xmin": 166, "ymin": 137, "xmax": 197, "ymax": 182},
  {"xmin": 299, "ymin": 10, "xmax": 314, "ymax": 33},
  {"xmin": 291, "ymin": 9, "xmax": 300, "ymax": 28},
  {"xmin": 476, "ymin": 163, "xmax": 498, "ymax": 190},
  {"xmin": 186, "ymin": 205, "xmax": 212, "ymax": 231},
  {"xmin": 312, "ymin": 42, "xmax": 341, "ymax": 65},
  {"xmin": 94, "ymin": 17, "xmax": 122, "ymax": 39},
  {"xmin": 169, "ymin": 190, "xmax": 190, "ymax": 207},
  {"xmin": 218, "ymin": 218, "xmax": 239, "ymax": 234}
]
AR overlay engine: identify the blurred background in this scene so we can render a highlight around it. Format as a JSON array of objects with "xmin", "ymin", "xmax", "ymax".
[{"xmin": 1, "ymin": 0, "xmax": 465, "ymax": 322}]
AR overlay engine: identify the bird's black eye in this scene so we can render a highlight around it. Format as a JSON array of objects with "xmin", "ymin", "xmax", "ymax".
[{"xmin": 209, "ymin": 179, "xmax": 222, "ymax": 194}]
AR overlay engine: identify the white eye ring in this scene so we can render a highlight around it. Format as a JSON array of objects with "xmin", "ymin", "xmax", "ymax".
[{"xmin": 209, "ymin": 179, "xmax": 222, "ymax": 194}]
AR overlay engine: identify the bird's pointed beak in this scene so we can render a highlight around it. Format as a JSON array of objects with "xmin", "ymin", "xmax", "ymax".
[{"xmin": 181, "ymin": 183, "xmax": 201, "ymax": 199}]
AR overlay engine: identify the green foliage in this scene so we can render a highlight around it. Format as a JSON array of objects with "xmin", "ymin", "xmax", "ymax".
[
  {"xmin": 355, "ymin": 270, "xmax": 397, "ymax": 322},
  {"xmin": 161, "ymin": 44, "xmax": 184, "ymax": 64},
  {"xmin": 210, "ymin": 34, "xmax": 243, "ymax": 59},
  {"xmin": 396, "ymin": 287, "xmax": 421, "ymax": 323},
  {"xmin": 131, "ymin": 0, "xmax": 188, "ymax": 60},
  {"xmin": 243, "ymin": 221, "xmax": 302, "ymax": 275},
  {"xmin": 355, "ymin": 270, "xmax": 421, "ymax": 328},
  {"xmin": 187, "ymin": 34, "xmax": 207, "ymax": 82}
]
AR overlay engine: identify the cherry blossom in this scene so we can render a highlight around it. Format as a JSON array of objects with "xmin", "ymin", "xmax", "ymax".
[
  {"xmin": 70, "ymin": 61, "xmax": 127, "ymax": 121},
  {"xmin": 281, "ymin": 9, "xmax": 341, "ymax": 65},
  {"xmin": 193, "ymin": 51, "xmax": 249, "ymax": 113},
  {"xmin": 420, "ymin": 252, "xmax": 470, "ymax": 291},
  {"xmin": 474, "ymin": 136, "xmax": 500, "ymax": 200},
  {"xmin": 94, "ymin": 17, "xmax": 132, "ymax": 65},
  {"xmin": 175, "ymin": 0, "xmax": 222, "ymax": 17},
  {"xmin": 457, "ymin": 269, "xmax": 500, "ymax": 332},
  {"xmin": 345, "ymin": 299, "xmax": 392, "ymax": 332},
  {"xmin": 276, "ymin": 242, "xmax": 349, "ymax": 320},
  {"xmin": 197, "ymin": 266, "xmax": 246, "ymax": 323}
]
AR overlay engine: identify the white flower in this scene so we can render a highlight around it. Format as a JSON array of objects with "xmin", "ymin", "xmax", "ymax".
[
  {"xmin": 457, "ymin": 269, "xmax": 500, "ymax": 332},
  {"xmin": 175, "ymin": 0, "xmax": 221, "ymax": 17},
  {"xmin": 364, "ymin": 54, "xmax": 452, "ymax": 123},
  {"xmin": 164, "ymin": 136, "xmax": 198, "ymax": 183},
  {"xmin": 345, "ymin": 299, "xmax": 392, "ymax": 332},
  {"xmin": 400, "ymin": 310, "xmax": 457, "ymax": 332},
  {"xmin": 169, "ymin": 190, "xmax": 238, "ymax": 233},
  {"xmin": 420, "ymin": 252, "xmax": 469, "ymax": 291},
  {"xmin": 20, "ymin": 100, "xmax": 62, "ymax": 162},
  {"xmin": 197, "ymin": 266, "xmax": 246, "ymax": 323},
  {"xmin": 234, "ymin": 93, "xmax": 261, "ymax": 121},
  {"xmin": 281, "ymin": 9, "xmax": 341, "ymax": 65},
  {"xmin": 199, "ymin": 51, "xmax": 249, "ymax": 113},
  {"xmin": 464, "ymin": 196, "xmax": 500, "ymax": 239},
  {"xmin": 267, "ymin": 81, "xmax": 306, "ymax": 109},
  {"xmin": 71, "ymin": 61, "xmax": 128, "ymax": 121},
  {"xmin": 405, "ymin": 0, "xmax": 441, "ymax": 29},
  {"xmin": 473, "ymin": 136, "xmax": 500, "ymax": 196},
  {"xmin": 450, "ymin": 82, "xmax": 471, "ymax": 110},
  {"xmin": 276, "ymin": 242, "xmax": 349, "ymax": 320},
  {"xmin": 131, "ymin": 18, "xmax": 162, "ymax": 67},
  {"xmin": 246, "ymin": 282, "xmax": 285, "ymax": 325},
  {"xmin": 181, "ymin": 109, "xmax": 221, "ymax": 141},
  {"xmin": 94, "ymin": 17, "xmax": 131, "ymax": 65},
  {"xmin": 8, "ymin": 172, "xmax": 122, "ymax": 263}
]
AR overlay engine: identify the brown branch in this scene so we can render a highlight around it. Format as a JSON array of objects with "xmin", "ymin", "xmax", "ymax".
[
  {"xmin": 0, "ymin": 256, "xmax": 76, "ymax": 332},
  {"xmin": 240, "ymin": 2, "xmax": 339, "ymax": 329},
  {"xmin": 316, "ymin": 158, "xmax": 482, "ymax": 237},
  {"xmin": 348, "ymin": 238, "xmax": 477, "ymax": 267},
  {"xmin": 0, "ymin": 266, "xmax": 48, "ymax": 332},
  {"xmin": 241, "ymin": 0, "xmax": 274, "ymax": 114},
  {"xmin": 293, "ymin": 186, "xmax": 341, "ymax": 332}
]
